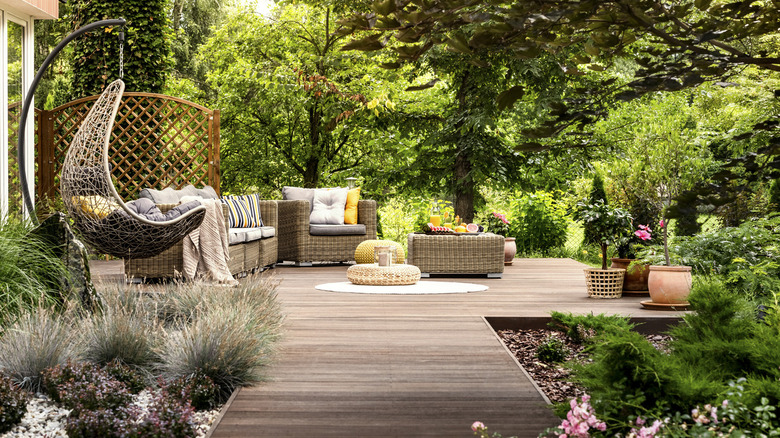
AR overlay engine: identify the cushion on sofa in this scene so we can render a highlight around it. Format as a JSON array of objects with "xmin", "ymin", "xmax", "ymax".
[
  {"xmin": 310, "ymin": 188, "xmax": 348, "ymax": 225},
  {"xmin": 344, "ymin": 188, "xmax": 360, "ymax": 224},
  {"xmin": 309, "ymin": 224, "xmax": 366, "ymax": 236},
  {"xmin": 120, "ymin": 198, "xmax": 202, "ymax": 222},
  {"xmin": 139, "ymin": 185, "xmax": 218, "ymax": 204},
  {"xmin": 228, "ymin": 226, "xmax": 276, "ymax": 245},
  {"xmin": 220, "ymin": 195, "xmax": 263, "ymax": 228},
  {"xmin": 282, "ymin": 186, "xmax": 315, "ymax": 212}
]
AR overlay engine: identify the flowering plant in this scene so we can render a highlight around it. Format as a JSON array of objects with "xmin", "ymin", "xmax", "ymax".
[
  {"xmin": 617, "ymin": 224, "xmax": 653, "ymax": 259},
  {"xmin": 485, "ymin": 212, "xmax": 510, "ymax": 237}
]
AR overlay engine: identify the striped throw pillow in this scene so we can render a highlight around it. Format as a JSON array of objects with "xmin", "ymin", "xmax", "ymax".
[{"xmin": 220, "ymin": 194, "xmax": 263, "ymax": 228}]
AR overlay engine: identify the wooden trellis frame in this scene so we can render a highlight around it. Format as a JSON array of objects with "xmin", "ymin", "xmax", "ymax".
[{"xmin": 36, "ymin": 92, "xmax": 220, "ymax": 203}]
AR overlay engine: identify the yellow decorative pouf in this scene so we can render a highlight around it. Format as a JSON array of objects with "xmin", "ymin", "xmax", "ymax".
[
  {"xmin": 354, "ymin": 239, "xmax": 405, "ymax": 264},
  {"xmin": 347, "ymin": 263, "xmax": 421, "ymax": 285}
]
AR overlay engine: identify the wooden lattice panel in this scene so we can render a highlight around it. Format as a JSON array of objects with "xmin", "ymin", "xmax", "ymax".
[{"xmin": 38, "ymin": 92, "xmax": 219, "ymax": 202}]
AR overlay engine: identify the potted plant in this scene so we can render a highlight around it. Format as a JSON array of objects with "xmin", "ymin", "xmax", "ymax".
[
  {"xmin": 574, "ymin": 200, "xmax": 633, "ymax": 298},
  {"xmin": 643, "ymin": 217, "xmax": 692, "ymax": 308},
  {"xmin": 610, "ymin": 224, "xmax": 653, "ymax": 295},
  {"xmin": 485, "ymin": 211, "xmax": 515, "ymax": 265}
]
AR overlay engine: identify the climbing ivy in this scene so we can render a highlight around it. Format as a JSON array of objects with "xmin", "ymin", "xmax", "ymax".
[{"xmin": 70, "ymin": 0, "xmax": 172, "ymax": 98}]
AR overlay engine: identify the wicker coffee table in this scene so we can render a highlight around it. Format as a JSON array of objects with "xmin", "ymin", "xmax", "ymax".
[
  {"xmin": 346, "ymin": 263, "xmax": 422, "ymax": 285},
  {"xmin": 407, "ymin": 232, "xmax": 504, "ymax": 278}
]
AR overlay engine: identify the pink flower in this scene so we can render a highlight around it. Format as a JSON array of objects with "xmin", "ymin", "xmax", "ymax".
[
  {"xmin": 635, "ymin": 229, "xmax": 651, "ymax": 240},
  {"xmin": 638, "ymin": 224, "xmax": 651, "ymax": 232},
  {"xmin": 658, "ymin": 219, "xmax": 665, "ymax": 228},
  {"xmin": 471, "ymin": 421, "xmax": 485, "ymax": 432}
]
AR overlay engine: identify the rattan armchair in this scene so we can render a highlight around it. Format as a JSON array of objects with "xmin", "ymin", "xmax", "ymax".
[
  {"xmin": 124, "ymin": 200, "xmax": 278, "ymax": 279},
  {"xmin": 277, "ymin": 199, "xmax": 377, "ymax": 265}
]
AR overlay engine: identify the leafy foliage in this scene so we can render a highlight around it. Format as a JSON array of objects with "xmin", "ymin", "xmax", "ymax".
[
  {"xmin": 583, "ymin": 173, "xmax": 608, "ymax": 246},
  {"xmin": 638, "ymin": 214, "xmax": 780, "ymax": 298},
  {"xmin": 535, "ymin": 337, "xmax": 569, "ymax": 364},
  {"xmin": 70, "ymin": 0, "xmax": 172, "ymax": 97},
  {"xmin": 509, "ymin": 192, "xmax": 568, "ymax": 256},
  {"xmin": 569, "ymin": 278, "xmax": 780, "ymax": 434},
  {"xmin": 0, "ymin": 373, "xmax": 28, "ymax": 434},
  {"xmin": 165, "ymin": 370, "xmax": 219, "ymax": 411},
  {"xmin": 573, "ymin": 200, "xmax": 632, "ymax": 269},
  {"xmin": 0, "ymin": 220, "xmax": 68, "ymax": 327},
  {"xmin": 548, "ymin": 311, "xmax": 635, "ymax": 345}
]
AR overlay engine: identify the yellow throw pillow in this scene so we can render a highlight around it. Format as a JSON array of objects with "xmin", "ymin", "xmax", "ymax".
[
  {"xmin": 72, "ymin": 195, "xmax": 120, "ymax": 220},
  {"xmin": 344, "ymin": 188, "xmax": 360, "ymax": 224}
]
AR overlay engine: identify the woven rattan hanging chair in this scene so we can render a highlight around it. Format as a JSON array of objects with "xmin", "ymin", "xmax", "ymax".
[{"xmin": 61, "ymin": 79, "xmax": 207, "ymax": 259}]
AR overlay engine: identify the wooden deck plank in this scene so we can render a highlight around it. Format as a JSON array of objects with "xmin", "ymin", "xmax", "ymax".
[{"xmin": 91, "ymin": 258, "xmax": 679, "ymax": 437}]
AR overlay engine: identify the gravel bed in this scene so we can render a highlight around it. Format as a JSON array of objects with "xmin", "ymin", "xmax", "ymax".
[
  {"xmin": 1, "ymin": 390, "xmax": 220, "ymax": 438},
  {"xmin": 498, "ymin": 328, "xmax": 672, "ymax": 404}
]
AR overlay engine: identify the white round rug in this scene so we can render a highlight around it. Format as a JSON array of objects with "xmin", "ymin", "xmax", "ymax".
[{"xmin": 315, "ymin": 281, "xmax": 488, "ymax": 295}]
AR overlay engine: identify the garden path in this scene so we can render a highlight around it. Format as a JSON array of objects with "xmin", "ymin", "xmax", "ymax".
[{"xmin": 92, "ymin": 258, "xmax": 682, "ymax": 437}]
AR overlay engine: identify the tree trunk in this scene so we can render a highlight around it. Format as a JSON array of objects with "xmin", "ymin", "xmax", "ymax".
[
  {"xmin": 454, "ymin": 152, "xmax": 475, "ymax": 222},
  {"xmin": 452, "ymin": 69, "xmax": 475, "ymax": 222},
  {"xmin": 303, "ymin": 158, "xmax": 320, "ymax": 188}
]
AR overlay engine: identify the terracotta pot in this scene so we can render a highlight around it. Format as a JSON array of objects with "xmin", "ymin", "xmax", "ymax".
[
  {"xmin": 648, "ymin": 265, "xmax": 692, "ymax": 304},
  {"xmin": 504, "ymin": 237, "xmax": 516, "ymax": 265},
  {"xmin": 610, "ymin": 258, "xmax": 650, "ymax": 292}
]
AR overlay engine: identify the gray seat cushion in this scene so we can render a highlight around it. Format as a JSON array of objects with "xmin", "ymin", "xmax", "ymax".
[
  {"xmin": 122, "ymin": 198, "xmax": 202, "ymax": 222},
  {"xmin": 309, "ymin": 224, "xmax": 366, "ymax": 236},
  {"xmin": 229, "ymin": 226, "xmax": 277, "ymax": 245}
]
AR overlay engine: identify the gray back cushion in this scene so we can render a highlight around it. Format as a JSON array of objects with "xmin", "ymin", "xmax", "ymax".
[
  {"xmin": 138, "ymin": 185, "xmax": 218, "ymax": 204},
  {"xmin": 310, "ymin": 188, "xmax": 348, "ymax": 225},
  {"xmin": 282, "ymin": 186, "xmax": 315, "ymax": 212}
]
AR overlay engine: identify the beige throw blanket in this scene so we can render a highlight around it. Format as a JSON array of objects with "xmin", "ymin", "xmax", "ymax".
[{"xmin": 182, "ymin": 199, "xmax": 237, "ymax": 285}]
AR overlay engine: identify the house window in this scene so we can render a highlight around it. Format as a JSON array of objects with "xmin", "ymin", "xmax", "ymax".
[{"xmin": 1, "ymin": 12, "xmax": 30, "ymax": 219}]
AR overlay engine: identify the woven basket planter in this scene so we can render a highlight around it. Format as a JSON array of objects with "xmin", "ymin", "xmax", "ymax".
[{"xmin": 584, "ymin": 268, "xmax": 626, "ymax": 299}]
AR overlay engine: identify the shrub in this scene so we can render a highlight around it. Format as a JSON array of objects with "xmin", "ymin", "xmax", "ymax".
[
  {"xmin": 0, "ymin": 219, "xmax": 67, "ymax": 326},
  {"xmin": 0, "ymin": 373, "xmax": 28, "ymax": 433},
  {"xmin": 509, "ymin": 192, "xmax": 568, "ymax": 255},
  {"xmin": 103, "ymin": 359, "xmax": 146, "ymax": 394},
  {"xmin": 583, "ymin": 173, "xmax": 608, "ymax": 245},
  {"xmin": 0, "ymin": 306, "xmax": 75, "ymax": 392},
  {"xmin": 549, "ymin": 311, "xmax": 634, "ymax": 344},
  {"xmin": 79, "ymin": 285, "xmax": 159, "ymax": 371},
  {"xmin": 64, "ymin": 405, "xmax": 139, "ymax": 438},
  {"xmin": 535, "ymin": 337, "xmax": 569, "ymax": 363},
  {"xmin": 155, "ymin": 274, "xmax": 282, "ymax": 328},
  {"xmin": 639, "ymin": 214, "xmax": 780, "ymax": 298},
  {"xmin": 166, "ymin": 370, "xmax": 219, "ymax": 411},
  {"xmin": 157, "ymin": 304, "xmax": 279, "ymax": 403},
  {"xmin": 568, "ymin": 278, "xmax": 780, "ymax": 434},
  {"xmin": 136, "ymin": 390, "xmax": 196, "ymax": 437},
  {"xmin": 56, "ymin": 369, "xmax": 132, "ymax": 414},
  {"xmin": 42, "ymin": 360, "xmax": 96, "ymax": 402}
]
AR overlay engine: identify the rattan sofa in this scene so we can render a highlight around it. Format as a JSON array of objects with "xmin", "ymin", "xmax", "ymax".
[
  {"xmin": 124, "ymin": 200, "xmax": 278, "ymax": 279},
  {"xmin": 277, "ymin": 199, "xmax": 377, "ymax": 265}
]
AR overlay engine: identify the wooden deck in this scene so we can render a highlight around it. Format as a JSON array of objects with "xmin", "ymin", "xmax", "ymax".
[{"xmin": 92, "ymin": 258, "xmax": 681, "ymax": 438}]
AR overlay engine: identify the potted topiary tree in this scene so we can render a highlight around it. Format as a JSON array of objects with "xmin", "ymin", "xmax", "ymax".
[{"xmin": 574, "ymin": 200, "xmax": 633, "ymax": 298}]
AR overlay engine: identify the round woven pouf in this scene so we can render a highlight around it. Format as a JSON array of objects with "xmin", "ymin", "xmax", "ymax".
[
  {"xmin": 347, "ymin": 263, "xmax": 421, "ymax": 285},
  {"xmin": 354, "ymin": 239, "xmax": 405, "ymax": 264}
]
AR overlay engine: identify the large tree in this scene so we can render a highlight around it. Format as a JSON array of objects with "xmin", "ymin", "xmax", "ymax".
[
  {"xmin": 201, "ymin": 4, "xmax": 398, "ymax": 192},
  {"xmin": 340, "ymin": 0, "xmax": 780, "ymax": 217}
]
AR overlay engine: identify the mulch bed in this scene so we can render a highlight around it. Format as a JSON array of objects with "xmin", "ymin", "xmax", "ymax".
[{"xmin": 497, "ymin": 329, "xmax": 671, "ymax": 404}]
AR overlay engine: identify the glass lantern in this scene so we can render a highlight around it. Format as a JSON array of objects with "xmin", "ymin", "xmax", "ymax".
[{"xmin": 374, "ymin": 245, "xmax": 394, "ymax": 267}]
